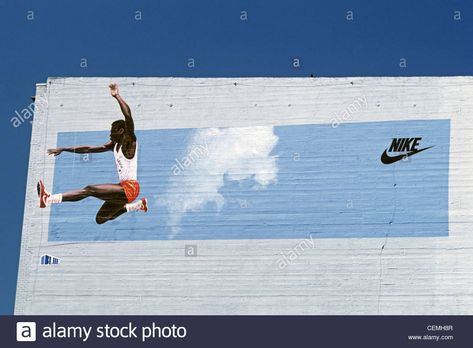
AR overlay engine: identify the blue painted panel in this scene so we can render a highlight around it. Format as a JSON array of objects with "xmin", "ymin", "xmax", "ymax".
[{"xmin": 48, "ymin": 119, "xmax": 450, "ymax": 241}]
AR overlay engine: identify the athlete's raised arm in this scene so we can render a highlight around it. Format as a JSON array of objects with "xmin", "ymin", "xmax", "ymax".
[
  {"xmin": 48, "ymin": 141, "xmax": 114, "ymax": 156},
  {"xmin": 109, "ymin": 83, "xmax": 136, "ymax": 140}
]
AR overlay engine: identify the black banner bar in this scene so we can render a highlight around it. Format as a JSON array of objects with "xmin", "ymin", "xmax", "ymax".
[{"xmin": 2, "ymin": 316, "xmax": 470, "ymax": 347}]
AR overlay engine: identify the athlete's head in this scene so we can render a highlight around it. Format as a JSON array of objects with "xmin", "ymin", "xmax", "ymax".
[{"xmin": 110, "ymin": 120, "xmax": 126, "ymax": 142}]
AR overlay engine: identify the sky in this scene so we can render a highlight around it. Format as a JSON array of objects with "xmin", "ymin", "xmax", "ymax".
[{"xmin": 0, "ymin": 0, "xmax": 472, "ymax": 314}]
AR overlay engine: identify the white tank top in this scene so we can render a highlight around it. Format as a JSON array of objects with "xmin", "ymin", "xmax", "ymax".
[{"xmin": 114, "ymin": 142, "xmax": 138, "ymax": 181}]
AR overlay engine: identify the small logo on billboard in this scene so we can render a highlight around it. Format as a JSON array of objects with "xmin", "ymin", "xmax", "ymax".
[
  {"xmin": 16, "ymin": 322, "xmax": 36, "ymax": 342},
  {"xmin": 40, "ymin": 254, "xmax": 60, "ymax": 265},
  {"xmin": 380, "ymin": 137, "xmax": 433, "ymax": 164}
]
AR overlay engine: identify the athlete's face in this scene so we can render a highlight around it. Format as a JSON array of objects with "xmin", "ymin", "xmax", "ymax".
[{"xmin": 110, "ymin": 125, "xmax": 124, "ymax": 142}]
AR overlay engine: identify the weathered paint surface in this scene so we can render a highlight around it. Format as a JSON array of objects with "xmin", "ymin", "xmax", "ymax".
[{"xmin": 15, "ymin": 77, "xmax": 473, "ymax": 314}]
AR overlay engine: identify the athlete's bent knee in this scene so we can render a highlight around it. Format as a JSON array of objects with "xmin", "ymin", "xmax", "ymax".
[{"xmin": 84, "ymin": 185, "xmax": 97, "ymax": 196}]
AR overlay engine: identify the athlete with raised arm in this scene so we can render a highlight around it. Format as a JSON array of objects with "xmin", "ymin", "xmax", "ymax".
[{"xmin": 37, "ymin": 83, "xmax": 147, "ymax": 224}]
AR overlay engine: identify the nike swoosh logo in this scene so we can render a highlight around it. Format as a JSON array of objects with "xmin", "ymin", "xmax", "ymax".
[{"xmin": 380, "ymin": 146, "xmax": 434, "ymax": 164}]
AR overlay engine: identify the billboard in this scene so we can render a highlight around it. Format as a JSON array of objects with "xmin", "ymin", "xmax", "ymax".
[
  {"xmin": 49, "ymin": 120, "xmax": 450, "ymax": 241},
  {"xmin": 15, "ymin": 77, "xmax": 473, "ymax": 314}
]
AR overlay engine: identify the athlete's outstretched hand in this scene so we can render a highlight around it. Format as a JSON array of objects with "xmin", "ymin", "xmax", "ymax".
[
  {"xmin": 109, "ymin": 83, "xmax": 119, "ymax": 97},
  {"xmin": 48, "ymin": 148, "xmax": 63, "ymax": 156}
]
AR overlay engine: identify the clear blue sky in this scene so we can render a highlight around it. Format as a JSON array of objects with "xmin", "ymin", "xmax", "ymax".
[{"xmin": 0, "ymin": 0, "xmax": 472, "ymax": 314}]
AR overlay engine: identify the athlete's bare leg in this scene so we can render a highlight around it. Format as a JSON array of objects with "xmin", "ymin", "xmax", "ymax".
[
  {"xmin": 37, "ymin": 180, "xmax": 148, "ymax": 222},
  {"xmin": 61, "ymin": 184, "xmax": 128, "ymax": 203},
  {"xmin": 95, "ymin": 201, "xmax": 127, "ymax": 224}
]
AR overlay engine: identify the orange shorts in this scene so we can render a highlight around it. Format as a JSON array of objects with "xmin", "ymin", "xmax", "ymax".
[{"xmin": 120, "ymin": 180, "xmax": 140, "ymax": 203}]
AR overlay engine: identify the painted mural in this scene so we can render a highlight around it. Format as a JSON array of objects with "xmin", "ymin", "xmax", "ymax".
[{"xmin": 46, "ymin": 118, "xmax": 450, "ymax": 241}]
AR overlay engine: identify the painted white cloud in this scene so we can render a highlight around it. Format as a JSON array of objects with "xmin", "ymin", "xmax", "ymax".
[{"xmin": 158, "ymin": 126, "xmax": 279, "ymax": 238}]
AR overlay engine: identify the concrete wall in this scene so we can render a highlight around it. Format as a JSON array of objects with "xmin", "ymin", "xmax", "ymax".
[{"xmin": 15, "ymin": 77, "xmax": 473, "ymax": 314}]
